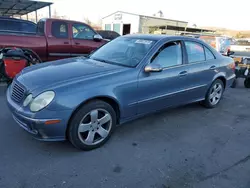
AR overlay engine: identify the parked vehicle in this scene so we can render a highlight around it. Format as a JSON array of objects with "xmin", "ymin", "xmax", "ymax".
[
  {"xmin": 0, "ymin": 18, "xmax": 107, "ymax": 62},
  {"xmin": 97, "ymin": 30, "xmax": 120, "ymax": 41},
  {"xmin": 0, "ymin": 47, "xmax": 42, "ymax": 83},
  {"xmin": 230, "ymin": 39, "xmax": 250, "ymax": 56},
  {"xmin": 231, "ymin": 56, "xmax": 250, "ymax": 88},
  {"xmin": 6, "ymin": 35, "xmax": 236, "ymax": 150},
  {"xmin": 0, "ymin": 17, "xmax": 36, "ymax": 33},
  {"xmin": 198, "ymin": 35, "xmax": 234, "ymax": 55}
]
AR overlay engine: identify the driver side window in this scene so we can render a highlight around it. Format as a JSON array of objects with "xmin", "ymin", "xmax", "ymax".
[
  {"xmin": 151, "ymin": 41, "xmax": 182, "ymax": 68},
  {"xmin": 72, "ymin": 23, "xmax": 95, "ymax": 40}
]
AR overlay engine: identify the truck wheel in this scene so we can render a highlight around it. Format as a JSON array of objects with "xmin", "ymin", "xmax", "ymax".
[
  {"xmin": 244, "ymin": 78, "xmax": 250, "ymax": 88},
  {"xmin": 202, "ymin": 79, "xmax": 224, "ymax": 108},
  {"xmin": 68, "ymin": 100, "xmax": 116, "ymax": 151}
]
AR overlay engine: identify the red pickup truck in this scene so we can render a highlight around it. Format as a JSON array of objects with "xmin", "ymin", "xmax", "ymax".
[{"xmin": 0, "ymin": 18, "xmax": 107, "ymax": 62}]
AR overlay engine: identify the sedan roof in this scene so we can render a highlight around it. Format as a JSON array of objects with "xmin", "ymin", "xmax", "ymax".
[
  {"xmin": 122, "ymin": 34, "xmax": 200, "ymax": 42},
  {"xmin": 122, "ymin": 34, "xmax": 170, "ymax": 41}
]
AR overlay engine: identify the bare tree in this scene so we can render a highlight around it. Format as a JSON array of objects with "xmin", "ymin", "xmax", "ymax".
[
  {"xmin": 153, "ymin": 10, "xmax": 164, "ymax": 18},
  {"xmin": 158, "ymin": 10, "xmax": 164, "ymax": 17},
  {"xmin": 52, "ymin": 9, "xmax": 59, "ymax": 18},
  {"xmin": 83, "ymin": 17, "xmax": 92, "ymax": 25},
  {"xmin": 52, "ymin": 9, "xmax": 68, "ymax": 19}
]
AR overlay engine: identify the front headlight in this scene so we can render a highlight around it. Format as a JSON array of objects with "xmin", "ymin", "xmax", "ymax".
[{"xmin": 30, "ymin": 91, "xmax": 55, "ymax": 112}]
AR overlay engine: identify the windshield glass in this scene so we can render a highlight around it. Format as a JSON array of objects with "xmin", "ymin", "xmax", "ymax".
[{"xmin": 90, "ymin": 37, "xmax": 156, "ymax": 67}]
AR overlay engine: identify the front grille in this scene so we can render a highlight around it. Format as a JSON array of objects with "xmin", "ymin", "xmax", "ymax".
[{"xmin": 11, "ymin": 81, "xmax": 25, "ymax": 103}]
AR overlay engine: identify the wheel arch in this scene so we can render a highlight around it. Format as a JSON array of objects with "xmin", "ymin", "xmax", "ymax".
[
  {"xmin": 66, "ymin": 95, "xmax": 121, "ymax": 139},
  {"xmin": 215, "ymin": 76, "xmax": 226, "ymax": 88},
  {"xmin": 212, "ymin": 73, "xmax": 227, "ymax": 88}
]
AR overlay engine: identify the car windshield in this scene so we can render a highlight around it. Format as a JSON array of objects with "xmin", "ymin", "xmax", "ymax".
[{"xmin": 89, "ymin": 37, "xmax": 156, "ymax": 67}]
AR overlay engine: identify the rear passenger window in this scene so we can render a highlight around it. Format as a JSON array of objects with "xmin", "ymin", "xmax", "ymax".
[
  {"xmin": 185, "ymin": 41, "xmax": 205, "ymax": 63},
  {"xmin": 52, "ymin": 21, "xmax": 68, "ymax": 38},
  {"xmin": 204, "ymin": 46, "xmax": 215, "ymax": 60}
]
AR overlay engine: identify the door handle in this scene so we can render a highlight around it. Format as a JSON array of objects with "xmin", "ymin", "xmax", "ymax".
[
  {"xmin": 75, "ymin": 42, "xmax": 80, "ymax": 45},
  {"xmin": 210, "ymin": 65, "xmax": 216, "ymax": 70},
  {"xmin": 179, "ymin": 71, "xmax": 188, "ymax": 77},
  {"xmin": 64, "ymin": 42, "xmax": 69, "ymax": 44}
]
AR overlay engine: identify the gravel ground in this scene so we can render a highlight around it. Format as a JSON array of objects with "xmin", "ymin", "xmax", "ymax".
[{"xmin": 0, "ymin": 80, "xmax": 250, "ymax": 188}]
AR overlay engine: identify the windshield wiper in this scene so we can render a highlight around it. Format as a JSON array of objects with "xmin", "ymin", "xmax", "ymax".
[
  {"xmin": 91, "ymin": 58, "xmax": 109, "ymax": 63},
  {"xmin": 91, "ymin": 57, "xmax": 132, "ymax": 68}
]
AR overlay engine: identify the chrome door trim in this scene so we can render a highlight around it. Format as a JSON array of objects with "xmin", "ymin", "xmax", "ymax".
[{"xmin": 129, "ymin": 84, "xmax": 207, "ymax": 105}]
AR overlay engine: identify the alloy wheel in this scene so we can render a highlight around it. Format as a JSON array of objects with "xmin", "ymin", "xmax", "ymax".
[
  {"xmin": 78, "ymin": 109, "xmax": 112, "ymax": 146},
  {"xmin": 209, "ymin": 83, "xmax": 223, "ymax": 105}
]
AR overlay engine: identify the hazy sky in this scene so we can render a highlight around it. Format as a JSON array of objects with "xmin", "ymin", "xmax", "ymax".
[{"xmin": 38, "ymin": 0, "xmax": 250, "ymax": 30}]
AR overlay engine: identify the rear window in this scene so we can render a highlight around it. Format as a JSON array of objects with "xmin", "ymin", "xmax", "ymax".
[
  {"xmin": 0, "ymin": 19, "xmax": 36, "ymax": 33},
  {"xmin": 37, "ymin": 20, "xmax": 45, "ymax": 35}
]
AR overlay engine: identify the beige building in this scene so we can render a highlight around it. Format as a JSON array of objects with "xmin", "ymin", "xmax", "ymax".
[{"xmin": 102, "ymin": 11, "xmax": 188, "ymax": 35}]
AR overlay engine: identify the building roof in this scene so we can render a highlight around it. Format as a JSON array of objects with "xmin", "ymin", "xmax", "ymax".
[
  {"xmin": 102, "ymin": 11, "xmax": 188, "ymax": 24},
  {"xmin": 0, "ymin": 0, "xmax": 53, "ymax": 17}
]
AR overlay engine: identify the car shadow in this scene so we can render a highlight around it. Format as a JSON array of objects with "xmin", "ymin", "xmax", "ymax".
[{"xmin": 32, "ymin": 102, "xmax": 204, "ymax": 153}]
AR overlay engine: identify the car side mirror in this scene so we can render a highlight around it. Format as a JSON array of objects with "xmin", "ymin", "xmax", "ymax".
[
  {"xmin": 144, "ymin": 64, "xmax": 163, "ymax": 73},
  {"xmin": 93, "ymin": 34, "xmax": 103, "ymax": 42}
]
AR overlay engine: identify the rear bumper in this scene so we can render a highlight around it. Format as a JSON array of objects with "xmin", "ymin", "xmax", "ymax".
[{"xmin": 226, "ymin": 74, "xmax": 236, "ymax": 88}]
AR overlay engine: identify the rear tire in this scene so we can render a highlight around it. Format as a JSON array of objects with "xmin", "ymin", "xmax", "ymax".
[
  {"xmin": 231, "ymin": 78, "xmax": 237, "ymax": 88},
  {"xmin": 244, "ymin": 78, "xmax": 250, "ymax": 88},
  {"xmin": 68, "ymin": 100, "xmax": 116, "ymax": 151},
  {"xmin": 202, "ymin": 79, "xmax": 224, "ymax": 108}
]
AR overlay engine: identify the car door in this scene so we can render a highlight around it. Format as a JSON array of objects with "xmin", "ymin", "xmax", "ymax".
[
  {"xmin": 47, "ymin": 21, "xmax": 71, "ymax": 61},
  {"xmin": 182, "ymin": 40, "xmax": 218, "ymax": 100},
  {"xmin": 70, "ymin": 23, "xmax": 106, "ymax": 56},
  {"xmin": 137, "ymin": 40, "xmax": 191, "ymax": 115}
]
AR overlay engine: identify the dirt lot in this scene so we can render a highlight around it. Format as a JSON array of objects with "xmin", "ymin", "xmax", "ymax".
[{"xmin": 0, "ymin": 80, "xmax": 250, "ymax": 188}]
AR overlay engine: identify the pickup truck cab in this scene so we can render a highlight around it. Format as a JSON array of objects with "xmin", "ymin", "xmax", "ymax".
[{"xmin": 0, "ymin": 18, "xmax": 107, "ymax": 62}]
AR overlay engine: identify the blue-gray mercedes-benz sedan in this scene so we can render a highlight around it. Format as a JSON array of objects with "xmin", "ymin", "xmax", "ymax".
[{"xmin": 7, "ymin": 34, "xmax": 236, "ymax": 150}]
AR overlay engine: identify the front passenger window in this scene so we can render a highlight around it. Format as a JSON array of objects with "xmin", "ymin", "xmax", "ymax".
[
  {"xmin": 72, "ymin": 23, "xmax": 95, "ymax": 40},
  {"xmin": 151, "ymin": 41, "xmax": 182, "ymax": 68}
]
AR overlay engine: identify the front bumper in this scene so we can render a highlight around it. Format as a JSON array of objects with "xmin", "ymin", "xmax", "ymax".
[{"xmin": 6, "ymin": 86, "xmax": 72, "ymax": 141}]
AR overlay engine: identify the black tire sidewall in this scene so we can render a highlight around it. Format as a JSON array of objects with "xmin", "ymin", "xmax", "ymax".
[
  {"xmin": 244, "ymin": 78, "xmax": 250, "ymax": 88},
  {"xmin": 68, "ymin": 100, "xmax": 116, "ymax": 150},
  {"xmin": 204, "ymin": 79, "xmax": 224, "ymax": 108}
]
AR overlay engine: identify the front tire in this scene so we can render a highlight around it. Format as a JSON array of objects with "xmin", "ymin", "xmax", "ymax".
[
  {"xmin": 68, "ymin": 100, "xmax": 116, "ymax": 150},
  {"xmin": 203, "ymin": 79, "xmax": 224, "ymax": 108}
]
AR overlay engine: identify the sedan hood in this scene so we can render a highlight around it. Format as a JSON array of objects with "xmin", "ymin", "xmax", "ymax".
[{"xmin": 17, "ymin": 57, "xmax": 125, "ymax": 92}]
